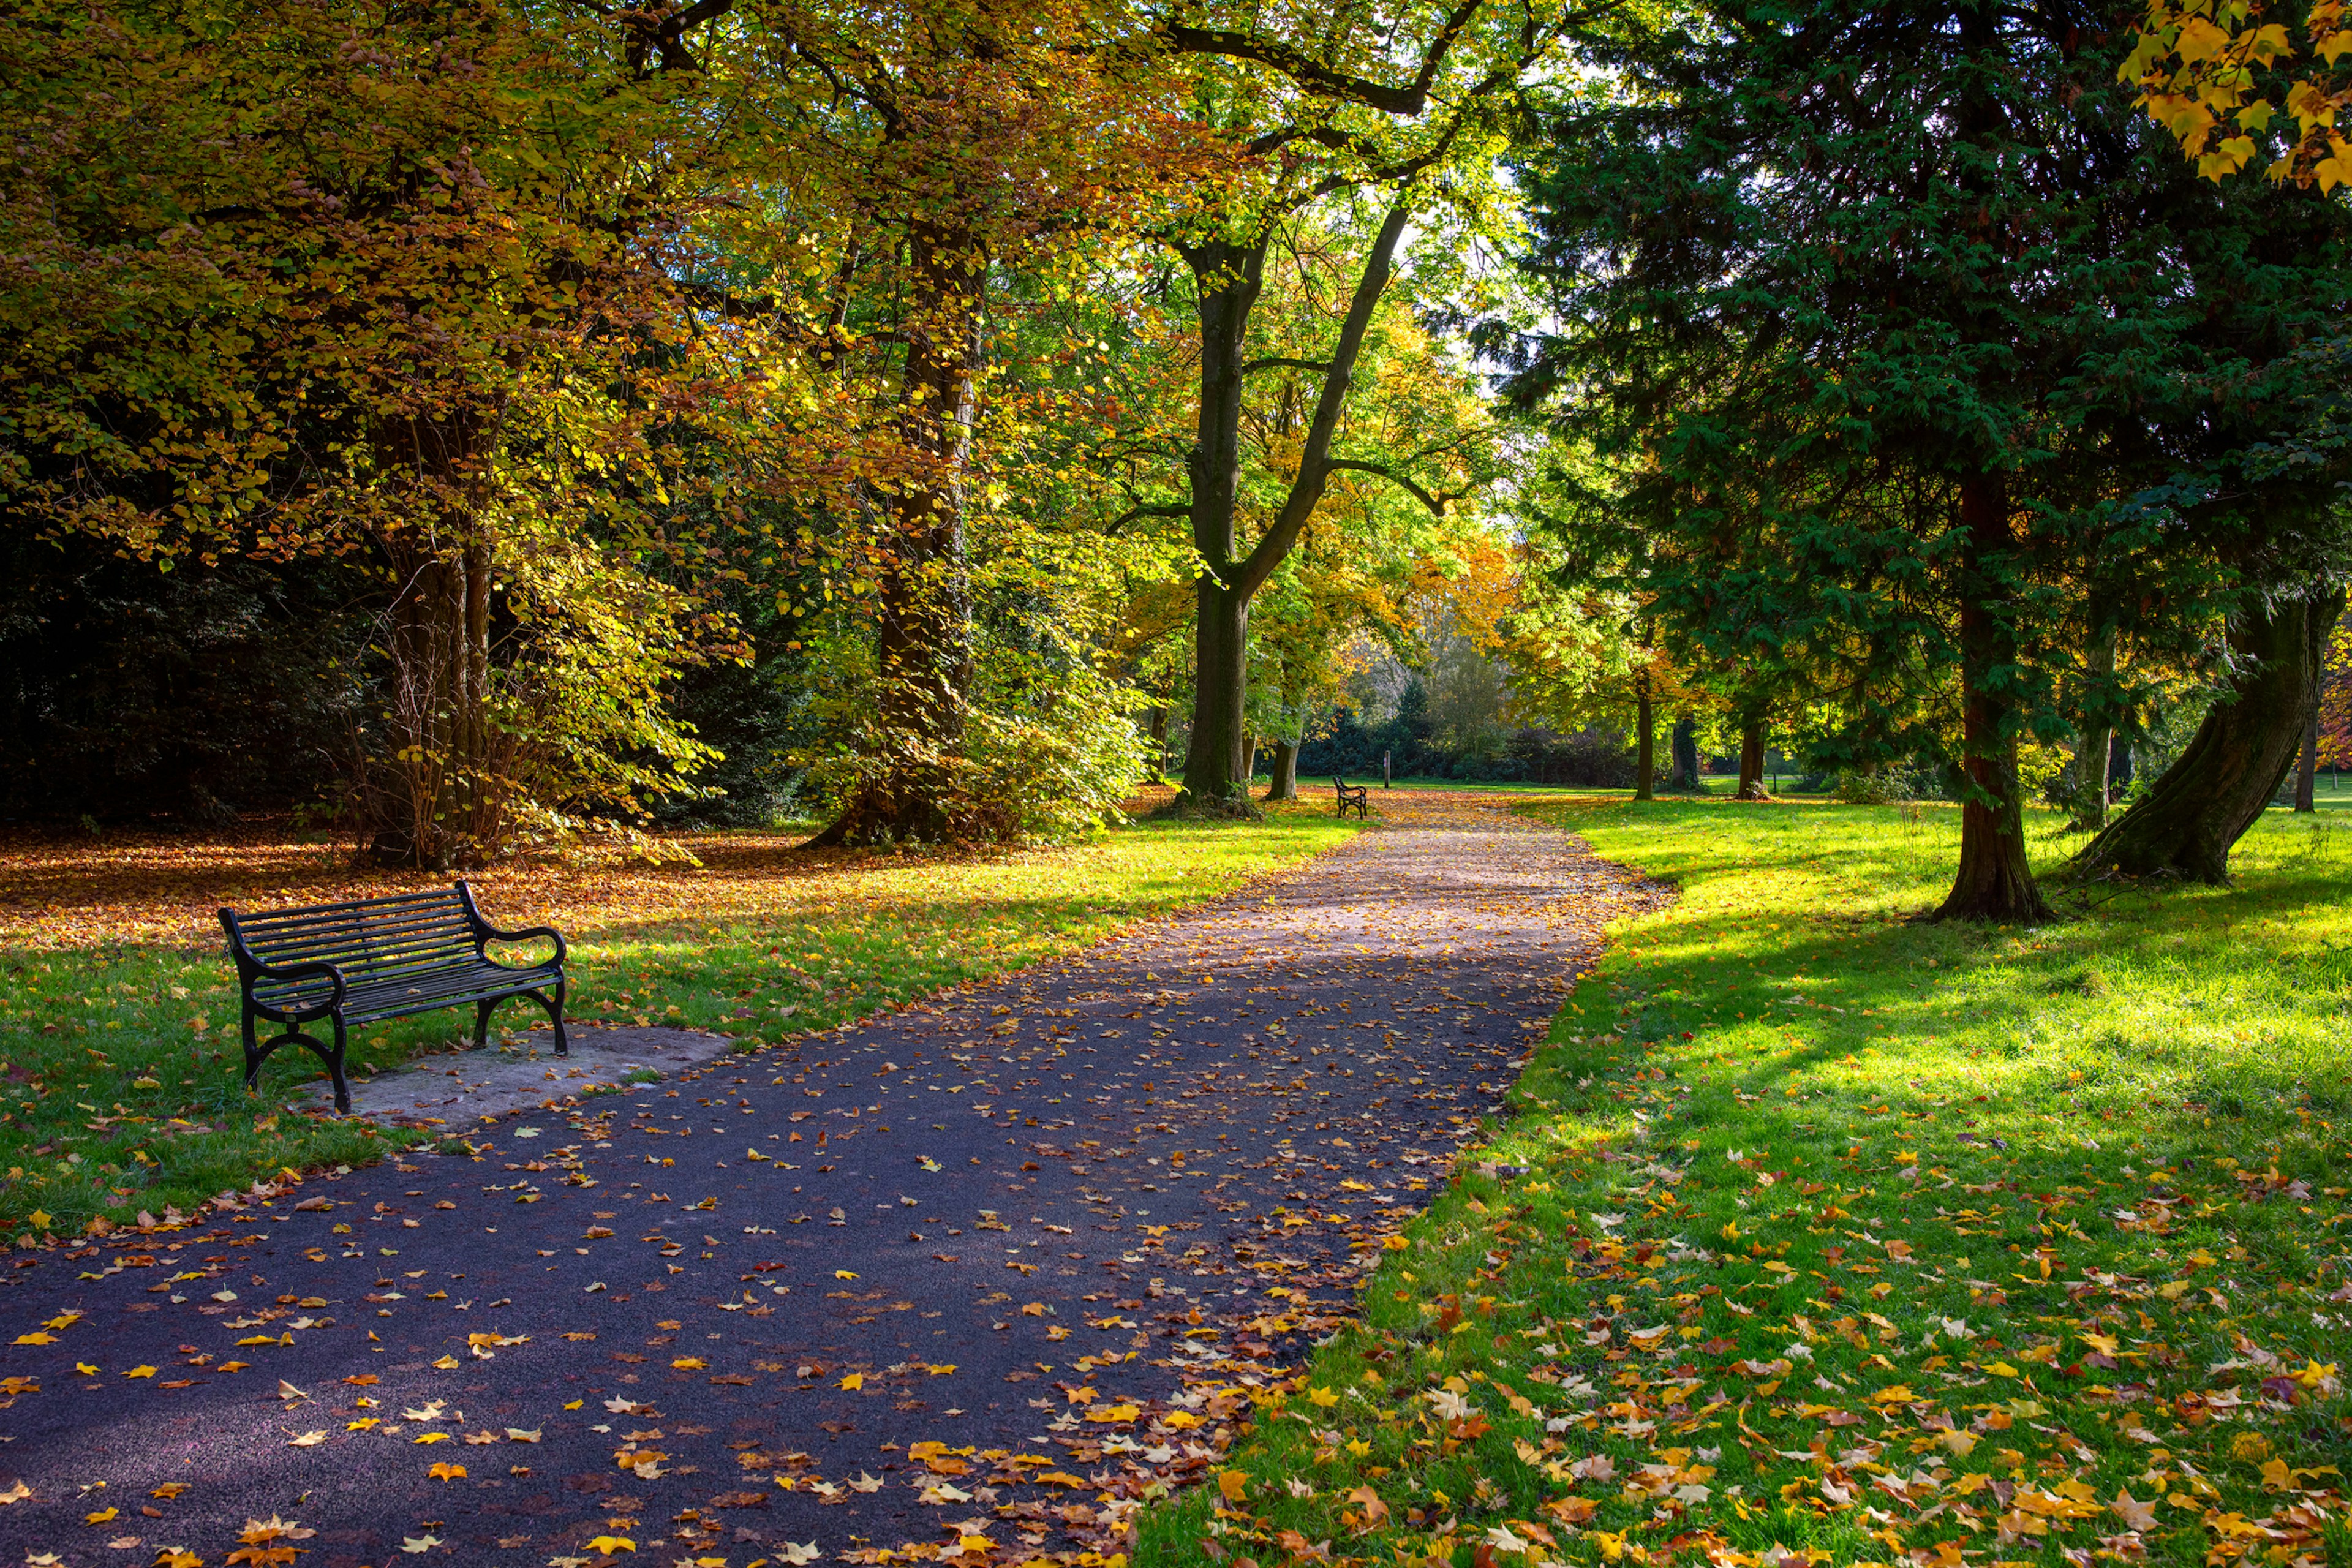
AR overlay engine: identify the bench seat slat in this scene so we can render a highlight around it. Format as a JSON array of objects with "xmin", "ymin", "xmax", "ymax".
[{"xmin": 255, "ymin": 965, "xmax": 560, "ymax": 1023}]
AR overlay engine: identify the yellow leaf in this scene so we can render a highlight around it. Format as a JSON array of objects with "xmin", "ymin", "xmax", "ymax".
[
  {"xmin": 413, "ymin": 1433, "xmax": 451, "ymax": 1445},
  {"xmin": 834, "ymin": 1270, "xmax": 858, "ymax": 1280},
  {"xmin": 839, "ymin": 1372, "xmax": 863, "ymax": 1390},
  {"xmin": 427, "ymin": 1462, "xmax": 467, "ymax": 1482},
  {"xmin": 1218, "ymin": 1470, "xmax": 1250, "ymax": 1505},
  {"xmin": 2177, "ymin": 15, "xmax": 2234, "ymax": 62},
  {"xmin": 88, "ymin": 1506, "xmax": 120, "ymax": 1524},
  {"xmin": 430, "ymin": 1354, "xmax": 459, "ymax": 1369},
  {"xmin": 126, "ymin": 1365, "xmax": 157, "ymax": 1379},
  {"xmin": 586, "ymin": 1536, "xmax": 636, "ymax": 1554},
  {"xmin": 673, "ymin": 1357, "xmax": 709, "ymax": 1371},
  {"xmin": 76, "ymin": 1362, "xmax": 99, "ymax": 1376},
  {"xmin": 12, "ymin": 1333, "xmax": 56, "ymax": 1346},
  {"xmin": 1986, "ymin": 1361, "xmax": 2020, "ymax": 1377}
]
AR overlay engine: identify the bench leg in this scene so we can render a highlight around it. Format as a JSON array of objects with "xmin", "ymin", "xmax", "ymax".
[
  {"xmin": 475, "ymin": 997, "xmax": 497, "ymax": 1048},
  {"xmin": 241, "ymin": 1006, "xmax": 265, "ymax": 1095},
  {"xmin": 325, "ymin": 1015, "xmax": 351, "ymax": 1114},
  {"xmin": 246, "ymin": 1020, "xmax": 350, "ymax": 1114},
  {"xmin": 526, "ymin": 982, "xmax": 569, "ymax": 1057}
]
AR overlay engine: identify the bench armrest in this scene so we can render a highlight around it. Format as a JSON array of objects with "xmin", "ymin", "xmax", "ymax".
[
  {"xmin": 476, "ymin": 922, "xmax": 568, "ymax": 968},
  {"xmin": 239, "ymin": 957, "xmax": 349, "ymax": 1011},
  {"xmin": 217, "ymin": 910, "xmax": 350, "ymax": 1010}
]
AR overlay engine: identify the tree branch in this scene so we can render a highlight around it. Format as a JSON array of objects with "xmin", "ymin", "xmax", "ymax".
[
  {"xmin": 1104, "ymin": 502, "xmax": 1193, "ymax": 535},
  {"xmin": 1231, "ymin": 196, "xmax": 1414, "ymax": 602},
  {"xmin": 1242, "ymin": 356, "xmax": 1333, "ymax": 375},
  {"xmin": 1324, "ymin": 458, "xmax": 1452, "ymax": 517}
]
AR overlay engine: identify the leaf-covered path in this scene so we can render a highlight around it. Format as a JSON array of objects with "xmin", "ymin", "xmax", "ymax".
[{"xmin": 0, "ymin": 792, "xmax": 1645, "ymax": 1568}]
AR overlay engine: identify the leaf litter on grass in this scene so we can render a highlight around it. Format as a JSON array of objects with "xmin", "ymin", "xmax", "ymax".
[{"xmin": 1140, "ymin": 797, "xmax": 2351, "ymax": 1568}]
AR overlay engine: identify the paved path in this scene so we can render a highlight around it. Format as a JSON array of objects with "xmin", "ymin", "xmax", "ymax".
[{"xmin": 0, "ymin": 793, "xmax": 1640, "ymax": 1568}]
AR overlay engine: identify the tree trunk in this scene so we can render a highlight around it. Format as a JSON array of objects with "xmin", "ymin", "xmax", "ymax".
[
  {"xmin": 1938, "ymin": 472, "xmax": 2052, "ymax": 922},
  {"xmin": 1175, "ymin": 202, "xmax": 1413, "ymax": 805},
  {"xmin": 1265, "ymin": 739, "xmax": 1300, "ymax": 801},
  {"xmin": 1670, "ymin": 716, "xmax": 1699, "ymax": 790},
  {"xmin": 366, "ymin": 407, "xmax": 503, "ymax": 869},
  {"xmin": 1181, "ymin": 575, "xmax": 1257, "ymax": 812},
  {"xmin": 2071, "ymin": 632, "xmax": 2116, "ymax": 831},
  {"xmin": 1145, "ymin": 704, "xmax": 1169, "ymax": 782},
  {"xmin": 816, "ymin": 217, "xmax": 981, "ymax": 846},
  {"xmin": 2296, "ymin": 707, "xmax": 2319, "ymax": 812},
  {"xmin": 2078, "ymin": 587, "xmax": 2343, "ymax": 880},
  {"xmin": 1634, "ymin": 671, "xmax": 1655, "ymax": 800},
  {"xmin": 1736, "ymin": 719, "xmax": 1769, "ymax": 799}
]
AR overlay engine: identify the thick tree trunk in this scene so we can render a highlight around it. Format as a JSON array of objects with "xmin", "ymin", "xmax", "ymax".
[
  {"xmin": 1175, "ymin": 203, "xmax": 1412, "ymax": 805},
  {"xmin": 1938, "ymin": 473, "xmax": 2052, "ymax": 922},
  {"xmin": 1265, "ymin": 739, "xmax": 1300, "ymax": 801},
  {"xmin": 1175, "ymin": 236, "xmax": 1266, "ymax": 805},
  {"xmin": 1181, "ymin": 576, "xmax": 1257, "ymax": 810},
  {"xmin": 1736, "ymin": 720, "xmax": 1769, "ymax": 799},
  {"xmin": 1634, "ymin": 673, "xmax": 1655, "ymax": 800},
  {"xmin": 2296, "ymin": 709, "xmax": 2319, "ymax": 812},
  {"xmin": 2071, "ymin": 633, "xmax": 2116, "ymax": 831},
  {"xmin": 1669, "ymin": 716, "xmax": 1700, "ymax": 790},
  {"xmin": 817, "ymin": 219, "xmax": 981, "ymax": 846},
  {"xmin": 2078, "ymin": 588, "xmax": 2343, "ymax": 881},
  {"xmin": 366, "ymin": 405, "xmax": 506, "ymax": 869}
]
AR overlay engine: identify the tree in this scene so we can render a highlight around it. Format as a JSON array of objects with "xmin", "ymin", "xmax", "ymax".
[
  {"xmin": 1506, "ymin": 0, "xmax": 2350, "ymax": 913},
  {"xmin": 707, "ymin": 0, "xmax": 1213, "ymax": 843},
  {"xmin": 1, "ymin": 0, "xmax": 786, "ymax": 864},
  {"xmin": 1142, "ymin": 1, "xmax": 1578, "ymax": 808}
]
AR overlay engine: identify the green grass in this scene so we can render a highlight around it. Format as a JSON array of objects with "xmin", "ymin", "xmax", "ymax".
[
  {"xmin": 0, "ymin": 804, "xmax": 1357, "ymax": 1242},
  {"xmin": 1139, "ymin": 799, "xmax": 2351, "ymax": 1568}
]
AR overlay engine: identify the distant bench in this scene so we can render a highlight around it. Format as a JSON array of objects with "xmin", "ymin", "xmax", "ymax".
[
  {"xmin": 219, "ymin": 883, "xmax": 568, "ymax": 1113},
  {"xmin": 1333, "ymin": 776, "xmax": 1370, "ymax": 820}
]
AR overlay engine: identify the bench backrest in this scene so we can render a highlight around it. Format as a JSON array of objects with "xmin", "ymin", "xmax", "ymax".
[{"xmin": 221, "ymin": 885, "xmax": 483, "ymax": 985}]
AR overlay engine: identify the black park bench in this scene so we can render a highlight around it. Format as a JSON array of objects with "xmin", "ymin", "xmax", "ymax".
[
  {"xmin": 219, "ymin": 883, "xmax": 568, "ymax": 1113},
  {"xmin": 1333, "ymin": 775, "xmax": 1370, "ymax": 820}
]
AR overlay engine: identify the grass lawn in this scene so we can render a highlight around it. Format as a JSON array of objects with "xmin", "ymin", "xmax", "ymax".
[
  {"xmin": 0, "ymin": 796, "xmax": 1355, "ymax": 1240},
  {"xmin": 1139, "ymin": 798, "xmax": 2351, "ymax": 1568}
]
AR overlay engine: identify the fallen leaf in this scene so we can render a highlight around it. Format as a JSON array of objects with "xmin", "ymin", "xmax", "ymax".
[{"xmin": 287, "ymin": 1431, "xmax": 328, "ymax": 1448}]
